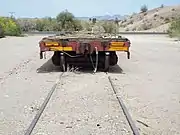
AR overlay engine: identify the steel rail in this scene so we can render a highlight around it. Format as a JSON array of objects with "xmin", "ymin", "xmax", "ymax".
[
  {"xmin": 108, "ymin": 76, "xmax": 140, "ymax": 135},
  {"xmin": 24, "ymin": 72, "xmax": 65, "ymax": 135}
]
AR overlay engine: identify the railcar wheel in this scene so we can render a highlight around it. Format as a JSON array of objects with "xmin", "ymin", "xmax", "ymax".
[
  {"xmin": 52, "ymin": 51, "xmax": 60, "ymax": 66},
  {"xmin": 110, "ymin": 51, "xmax": 118, "ymax": 66},
  {"xmin": 60, "ymin": 52, "xmax": 67, "ymax": 72},
  {"xmin": 104, "ymin": 52, "xmax": 110, "ymax": 72}
]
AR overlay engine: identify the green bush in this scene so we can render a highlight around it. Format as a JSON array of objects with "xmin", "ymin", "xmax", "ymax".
[
  {"xmin": 0, "ymin": 17, "xmax": 22, "ymax": 36},
  {"xmin": 0, "ymin": 24, "xmax": 4, "ymax": 37},
  {"xmin": 168, "ymin": 18, "xmax": 180, "ymax": 38}
]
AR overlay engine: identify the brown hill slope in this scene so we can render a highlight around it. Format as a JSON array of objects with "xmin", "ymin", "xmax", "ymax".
[{"xmin": 119, "ymin": 4, "xmax": 180, "ymax": 32}]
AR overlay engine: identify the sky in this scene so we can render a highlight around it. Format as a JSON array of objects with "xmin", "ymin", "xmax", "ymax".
[{"xmin": 0, "ymin": 0, "xmax": 180, "ymax": 18}]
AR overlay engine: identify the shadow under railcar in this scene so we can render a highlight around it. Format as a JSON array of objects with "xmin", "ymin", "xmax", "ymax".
[{"xmin": 37, "ymin": 57, "xmax": 124, "ymax": 74}]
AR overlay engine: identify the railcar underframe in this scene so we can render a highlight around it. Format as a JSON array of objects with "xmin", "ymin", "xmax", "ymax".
[{"xmin": 39, "ymin": 37, "xmax": 131, "ymax": 72}]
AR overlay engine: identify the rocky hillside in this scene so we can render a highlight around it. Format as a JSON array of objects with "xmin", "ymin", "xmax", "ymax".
[{"xmin": 119, "ymin": 4, "xmax": 180, "ymax": 32}]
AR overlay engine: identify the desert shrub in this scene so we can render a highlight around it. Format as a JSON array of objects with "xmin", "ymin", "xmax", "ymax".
[
  {"xmin": 132, "ymin": 27, "xmax": 136, "ymax": 31},
  {"xmin": 35, "ymin": 19, "xmax": 46, "ymax": 31},
  {"xmin": 17, "ymin": 19, "xmax": 36, "ymax": 32},
  {"xmin": 160, "ymin": 16, "xmax": 164, "ymax": 19},
  {"xmin": 171, "ymin": 17, "xmax": 175, "ymax": 20},
  {"xmin": 140, "ymin": 5, "xmax": 148, "ymax": 12},
  {"xmin": 92, "ymin": 25, "xmax": 105, "ymax": 34},
  {"xmin": 72, "ymin": 19, "xmax": 83, "ymax": 31},
  {"xmin": 128, "ymin": 20, "xmax": 134, "ymax": 25},
  {"xmin": 164, "ymin": 17, "xmax": 170, "ymax": 23},
  {"xmin": 154, "ymin": 14, "xmax": 158, "ymax": 17},
  {"xmin": 136, "ymin": 23, "xmax": 151, "ymax": 31},
  {"xmin": 122, "ymin": 19, "xmax": 127, "ymax": 23},
  {"xmin": 168, "ymin": 18, "xmax": 180, "ymax": 38},
  {"xmin": 101, "ymin": 21, "xmax": 117, "ymax": 33},
  {"xmin": 143, "ymin": 12, "xmax": 147, "ymax": 16},
  {"xmin": 125, "ymin": 28, "xmax": 129, "ymax": 31},
  {"xmin": 0, "ymin": 17, "xmax": 21, "ymax": 36},
  {"xmin": 141, "ymin": 23, "xmax": 149, "ymax": 30},
  {"xmin": 119, "ymin": 24, "xmax": 126, "ymax": 28},
  {"xmin": 82, "ymin": 21, "xmax": 92, "ymax": 31},
  {"xmin": 45, "ymin": 19, "xmax": 61, "ymax": 31},
  {"xmin": 34, "ymin": 18, "xmax": 61, "ymax": 31}
]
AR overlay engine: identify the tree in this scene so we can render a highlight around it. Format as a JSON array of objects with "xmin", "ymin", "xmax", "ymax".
[
  {"xmin": 56, "ymin": 10, "xmax": 76, "ymax": 30},
  {"xmin": 56, "ymin": 10, "xmax": 83, "ymax": 31},
  {"xmin": 160, "ymin": 4, "xmax": 164, "ymax": 8},
  {"xmin": 140, "ymin": 5, "xmax": 148, "ymax": 12}
]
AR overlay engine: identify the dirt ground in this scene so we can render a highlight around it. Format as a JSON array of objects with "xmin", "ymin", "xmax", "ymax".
[
  {"xmin": 111, "ymin": 34, "xmax": 180, "ymax": 135},
  {"xmin": 0, "ymin": 34, "xmax": 180, "ymax": 135}
]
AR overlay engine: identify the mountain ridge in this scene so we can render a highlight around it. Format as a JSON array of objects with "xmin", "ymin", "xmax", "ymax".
[{"xmin": 76, "ymin": 14, "xmax": 126, "ymax": 20}]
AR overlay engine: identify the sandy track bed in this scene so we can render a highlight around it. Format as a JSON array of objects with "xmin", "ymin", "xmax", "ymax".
[{"xmin": 31, "ymin": 72, "xmax": 132, "ymax": 135}]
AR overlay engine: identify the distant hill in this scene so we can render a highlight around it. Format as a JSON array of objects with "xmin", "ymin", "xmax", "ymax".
[
  {"xmin": 76, "ymin": 14, "xmax": 126, "ymax": 21},
  {"xmin": 16, "ymin": 14, "xmax": 126, "ymax": 21}
]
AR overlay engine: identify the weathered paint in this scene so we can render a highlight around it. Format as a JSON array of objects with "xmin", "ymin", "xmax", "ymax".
[{"xmin": 40, "ymin": 40, "xmax": 130, "ymax": 53}]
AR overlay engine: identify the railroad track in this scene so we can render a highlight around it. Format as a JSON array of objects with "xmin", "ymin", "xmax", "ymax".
[
  {"xmin": 24, "ymin": 72, "xmax": 65, "ymax": 135},
  {"xmin": 24, "ymin": 71, "xmax": 140, "ymax": 135},
  {"xmin": 108, "ymin": 76, "xmax": 140, "ymax": 135}
]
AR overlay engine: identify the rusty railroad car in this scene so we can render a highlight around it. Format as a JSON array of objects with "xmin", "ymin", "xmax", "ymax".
[{"xmin": 39, "ymin": 32, "xmax": 131, "ymax": 72}]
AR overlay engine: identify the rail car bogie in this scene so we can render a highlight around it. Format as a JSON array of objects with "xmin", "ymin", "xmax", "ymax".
[{"xmin": 51, "ymin": 51, "xmax": 118, "ymax": 72}]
